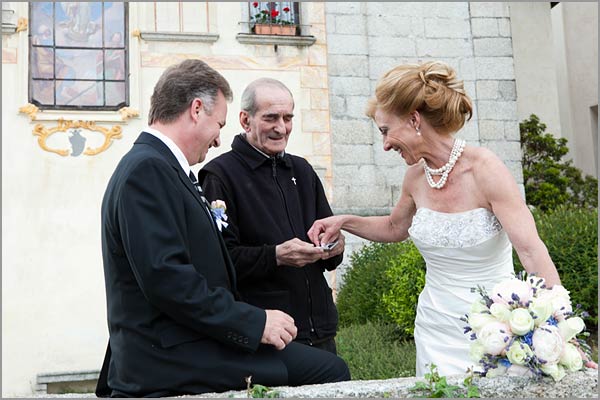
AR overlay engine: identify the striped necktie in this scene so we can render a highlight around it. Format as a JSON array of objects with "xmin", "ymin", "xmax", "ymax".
[{"xmin": 189, "ymin": 171, "xmax": 210, "ymax": 207}]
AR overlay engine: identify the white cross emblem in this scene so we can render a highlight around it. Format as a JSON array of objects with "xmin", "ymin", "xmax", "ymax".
[{"xmin": 291, "ymin": 177, "xmax": 297, "ymax": 185}]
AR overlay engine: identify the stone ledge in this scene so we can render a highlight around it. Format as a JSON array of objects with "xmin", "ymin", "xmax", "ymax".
[
  {"xmin": 236, "ymin": 33, "xmax": 316, "ymax": 47},
  {"xmin": 192, "ymin": 369, "xmax": 598, "ymax": 398}
]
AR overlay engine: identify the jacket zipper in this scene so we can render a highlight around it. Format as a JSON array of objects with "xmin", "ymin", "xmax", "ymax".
[{"xmin": 271, "ymin": 157, "xmax": 316, "ymax": 338}]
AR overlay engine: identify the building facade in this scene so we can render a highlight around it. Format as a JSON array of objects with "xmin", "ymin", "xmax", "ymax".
[{"xmin": 2, "ymin": 2, "xmax": 597, "ymax": 396}]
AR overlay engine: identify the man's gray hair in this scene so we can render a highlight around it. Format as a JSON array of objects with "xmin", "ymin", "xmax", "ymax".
[{"xmin": 240, "ymin": 78, "xmax": 294, "ymax": 116}]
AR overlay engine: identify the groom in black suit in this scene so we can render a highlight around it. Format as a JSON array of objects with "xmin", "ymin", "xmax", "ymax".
[{"xmin": 97, "ymin": 59, "xmax": 350, "ymax": 397}]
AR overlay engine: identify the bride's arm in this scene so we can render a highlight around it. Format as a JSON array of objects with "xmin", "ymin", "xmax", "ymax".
[
  {"xmin": 475, "ymin": 148, "xmax": 561, "ymax": 287},
  {"xmin": 308, "ymin": 170, "xmax": 417, "ymax": 246}
]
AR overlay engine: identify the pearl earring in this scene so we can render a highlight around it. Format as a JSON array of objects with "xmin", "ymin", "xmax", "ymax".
[{"xmin": 416, "ymin": 127, "xmax": 421, "ymax": 136}]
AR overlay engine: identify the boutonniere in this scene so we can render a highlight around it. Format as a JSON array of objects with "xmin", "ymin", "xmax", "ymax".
[{"xmin": 210, "ymin": 200, "xmax": 229, "ymax": 232}]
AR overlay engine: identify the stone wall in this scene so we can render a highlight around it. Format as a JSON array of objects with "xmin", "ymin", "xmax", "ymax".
[{"xmin": 325, "ymin": 2, "xmax": 523, "ymax": 288}]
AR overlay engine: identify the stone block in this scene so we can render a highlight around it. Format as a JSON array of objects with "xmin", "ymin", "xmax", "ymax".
[
  {"xmin": 476, "ymin": 80, "xmax": 499, "ymax": 99},
  {"xmin": 329, "ymin": 96, "xmax": 346, "ymax": 116},
  {"xmin": 428, "ymin": 2, "xmax": 470, "ymax": 19},
  {"xmin": 469, "ymin": 2, "xmax": 510, "ymax": 18},
  {"xmin": 498, "ymin": 18, "xmax": 512, "ymax": 37},
  {"xmin": 369, "ymin": 56, "xmax": 408, "ymax": 80},
  {"xmin": 301, "ymin": 110, "xmax": 330, "ymax": 133},
  {"xmin": 300, "ymin": 66, "xmax": 328, "ymax": 89},
  {"xmin": 334, "ymin": 14, "xmax": 366, "ymax": 35},
  {"xmin": 471, "ymin": 18, "xmax": 499, "ymax": 37},
  {"xmin": 308, "ymin": 45, "xmax": 327, "ymax": 66},
  {"xmin": 368, "ymin": 2, "xmax": 424, "ymax": 17},
  {"xmin": 473, "ymin": 38, "xmax": 513, "ymax": 57},
  {"xmin": 481, "ymin": 140, "xmax": 522, "ymax": 162},
  {"xmin": 459, "ymin": 57, "xmax": 477, "ymax": 81},
  {"xmin": 306, "ymin": 2, "xmax": 325, "ymax": 24},
  {"xmin": 498, "ymin": 80, "xmax": 516, "ymax": 100},
  {"xmin": 477, "ymin": 100, "xmax": 517, "ymax": 121},
  {"xmin": 326, "ymin": 2, "xmax": 363, "ymax": 15},
  {"xmin": 329, "ymin": 76, "xmax": 371, "ymax": 96},
  {"xmin": 330, "ymin": 119, "xmax": 373, "ymax": 144},
  {"xmin": 506, "ymin": 160, "xmax": 524, "ymax": 183},
  {"xmin": 366, "ymin": 15, "xmax": 412, "ymax": 37},
  {"xmin": 475, "ymin": 57, "xmax": 515, "ymax": 80},
  {"xmin": 333, "ymin": 183, "xmax": 391, "ymax": 208},
  {"xmin": 460, "ymin": 119, "xmax": 480, "ymax": 141},
  {"xmin": 416, "ymin": 38, "xmax": 472, "ymax": 57},
  {"xmin": 328, "ymin": 55, "xmax": 368, "ymax": 77},
  {"xmin": 310, "ymin": 89, "xmax": 329, "ymax": 110},
  {"xmin": 327, "ymin": 33, "xmax": 368, "ymax": 55},
  {"xmin": 312, "ymin": 132, "xmax": 332, "ymax": 156},
  {"xmin": 424, "ymin": 18, "xmax": 471, "ymax": 38},
  {"xmin": 332, "ymin": 143, "xmax": 374, "ymax": 165},
  {"xmin": 478, "ymin": 119, "xmax": 505, "ymax": 140},
  {"xmin": 345, "ymin": 96, "xmax": 370, "ymax": 118},
  {"xmin": 463, "ymin": 80, "xmax": 476, "ymax": 100},
  {"xmin": 380, "ymin": 165, "xmax": 407, "ymax": 186},
  {"xmin": 504, "ymin": 120, "xmax": 521, "ymax": 140},
  {"xmin": 370, "ymin": 36, "xmax": 417, "ymax": 57},
  {"xmin": 334, "ymin": 164, "xmax": 386, "ymax": 186}
]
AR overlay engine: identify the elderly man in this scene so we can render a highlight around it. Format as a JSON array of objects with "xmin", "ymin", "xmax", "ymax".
[
  {"xmin": 97, "ymin": 63, "xmax": 349, "ymax": 397},
  {"xmin": 199, "ymin": 78, "xmax": 345, "ymax": 354}
]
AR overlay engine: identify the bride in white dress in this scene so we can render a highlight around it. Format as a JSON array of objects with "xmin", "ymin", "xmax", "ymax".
[{"xmin": 307, "ymin": 61, "xmax": 564, "ymax": 376}]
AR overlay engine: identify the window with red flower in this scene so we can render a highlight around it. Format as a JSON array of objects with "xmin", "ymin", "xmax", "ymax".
[{"xmin": 249, "ymin": 2, "xmax": 299, "ymax": 26}]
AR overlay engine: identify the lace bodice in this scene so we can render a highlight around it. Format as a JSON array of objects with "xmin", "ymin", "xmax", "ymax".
[{"xmin": 408, "ymin": 208, "xmax": 503, "ymax": 248}]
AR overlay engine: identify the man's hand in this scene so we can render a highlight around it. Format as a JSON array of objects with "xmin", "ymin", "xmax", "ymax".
[
  {"xmin": 261, "ymin": 310, "xmax": 297, "ymax": 350},
  {"xmin": 307, "ymin": 215, "xmax": 345, "ymax": 247},
  {"xmin": 321, "ymin": 233, "xmax": 345, "ymax": 260},
  {"xmin": 275, "ymin": 238, "xmax": 325, "ymax": 267}
]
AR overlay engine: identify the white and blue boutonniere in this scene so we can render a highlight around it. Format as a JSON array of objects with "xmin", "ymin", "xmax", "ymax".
[{"xmin": 210, "ymin": 200, "xmax": 229, "ymax": 232}]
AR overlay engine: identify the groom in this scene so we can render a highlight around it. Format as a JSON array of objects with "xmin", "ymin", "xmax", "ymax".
[{"xmin": 97, "ymin": 59, "xmax": 350, "ymax": 397}]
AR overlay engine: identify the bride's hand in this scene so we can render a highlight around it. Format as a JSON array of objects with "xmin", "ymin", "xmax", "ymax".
[{"xmin": 308, "ymin": 216, "xmax": 344, "ymax": 247}]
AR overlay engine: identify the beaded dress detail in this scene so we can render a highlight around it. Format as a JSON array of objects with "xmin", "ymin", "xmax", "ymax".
[{"xmin": 408, "ymin": 208, "xmax": 515, "ymax": 376}]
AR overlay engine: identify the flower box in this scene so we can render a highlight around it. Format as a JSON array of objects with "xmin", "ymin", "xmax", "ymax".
[{"xmin": 253, "ymin": 23, "xmax": 296, "ymax": 36}]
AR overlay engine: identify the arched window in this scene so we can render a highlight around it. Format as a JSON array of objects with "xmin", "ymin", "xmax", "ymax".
[{"xmin": 29, "ymin": 2, "xmax": 128, "ymax": 110}]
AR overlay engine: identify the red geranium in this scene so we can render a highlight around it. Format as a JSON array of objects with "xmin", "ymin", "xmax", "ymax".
[
  {"xmin": 283, "ymin": 7, "xmax": 290, "ymax": 12},
  {"xmin": 271, "ymin": 9, "xmax": 279, "ymax": 18},
  {"xmin": 252, "ymin": 2, "xmax": 258, "ymax": 7}
]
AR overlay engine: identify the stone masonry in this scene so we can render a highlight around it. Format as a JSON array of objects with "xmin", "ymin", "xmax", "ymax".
[{"xmin": 325, "ymin": 2, "xmax": 522, "ymax": 288}]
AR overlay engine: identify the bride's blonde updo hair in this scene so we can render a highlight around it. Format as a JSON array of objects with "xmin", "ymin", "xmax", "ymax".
[{"xmin": 366, "ymin": 61, "xmax": 473, "ymax": 134}]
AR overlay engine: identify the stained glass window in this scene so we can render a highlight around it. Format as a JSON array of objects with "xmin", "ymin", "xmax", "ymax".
[{"xmin": 29, "ymin": 2, "xmax": 128, "ymax": 110}]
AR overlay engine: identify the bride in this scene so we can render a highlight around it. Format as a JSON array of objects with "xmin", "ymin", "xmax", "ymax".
[{"xmin": 307, "ymin": 61, "xmax": 564, "ymax": 376}]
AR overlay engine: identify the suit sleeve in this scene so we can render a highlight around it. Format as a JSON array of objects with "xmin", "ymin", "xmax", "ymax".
[
  {"xmin": 201, "ymin": 171, "xmax": 278, "ymax": 283},
  {"xmin": 117, "ymin": 160, "xmax": 266, "ymax": 352},
  {"xmin": 313, "ymin": 169, "xmax": 344, "ymax": 271}
]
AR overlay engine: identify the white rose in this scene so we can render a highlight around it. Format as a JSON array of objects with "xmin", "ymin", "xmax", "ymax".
[
  {"xmin": 541, "ymin": 363, "xmax": 566, "ymax": 382},
  {"xmin": 490, "ymin": 303, "xmax": 512, "ymax": 322},
  {"xmin": 532, "ymin": 325, "xmax": 564, "ymax": 364},
  {"xmin": 557, "ymin": 317, "xmax": 586, "ymax": 342},
  {"xmin": 478, "ymin": 321, "xmax": 512, "ymax": 356},
  {"xmin": 469, "ymin": 341, "xmax": 485, "ymax": 363},
  {"xmin": 468, "ymin": 312, "xmax": 497, "ymax": 334},
  {"xmin": 491, "ymin": 278, "xmax": 533, "ymax": 307},
  {"xmin": 559, "ymin": 343, "xmax": 584, "ymax": 372},
  {"xmin": 528, "ymin": 296, "xmax": 554, "ymax": 327},
  {"xmin": 538, "ymin": 285, "xmax": 573, "ymax": 321},
  {"xmin": 509, "ymin": 308, "xmax": 535, "ymax": 336},
  {"xmin": 506, "ymin": 342, "xmax": 533, "ymax": 366}
]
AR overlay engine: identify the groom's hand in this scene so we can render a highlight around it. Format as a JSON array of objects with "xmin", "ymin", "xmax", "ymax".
[{"xmin": 261, "ymin": 310, "xmax": 297, "ymax": 350}]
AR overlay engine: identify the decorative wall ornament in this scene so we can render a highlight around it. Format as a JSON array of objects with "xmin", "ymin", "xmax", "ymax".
[
  {"xmin": 16, "ymin": 17, "xmax": 28, "ymax": 33},
  {"xmin": 32, "ymin": 119, "xmax": 123, "ymax": 157},
  {"xmin": 118, "ymin": 107, "xmax": 140, "ymax": 121},
  {"xmin": 18, "ymin": 103, "xmax": 40, "ymax": 121}
]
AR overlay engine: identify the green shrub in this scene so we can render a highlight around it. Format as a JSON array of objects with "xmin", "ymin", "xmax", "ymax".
[
  {"xmin": 336, "ymin": 321, "xmax": 416, "ymax": 380},
  {"xmin": 520, "ymin": 114, "xmax": 597, "ymax": 211},
  {"xmin": 514, "ymin": 206, "xmax": 598, "ymax": 326},
  {"xmin": 382, "ymin": 244, "xmax": 426, "ymax": 337},
  {"xmin": 336, "ymin": 242, "xmax": 398, "ymax": 326}
]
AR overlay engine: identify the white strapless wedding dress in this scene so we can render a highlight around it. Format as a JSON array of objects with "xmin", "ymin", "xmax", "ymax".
[{"xmin": 408, "ymin": 208, "xmax": 515, "ymax": 377}]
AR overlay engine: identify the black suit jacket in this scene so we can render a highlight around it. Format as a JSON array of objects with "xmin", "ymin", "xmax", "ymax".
[{"xmin": 97, "ymin": 133, "xmax": 266, "ymax": 397}]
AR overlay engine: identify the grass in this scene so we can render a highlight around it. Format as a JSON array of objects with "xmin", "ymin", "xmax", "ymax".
[{"xmin": 336, "ymin": 321, "xmax": 416, "ymax": 380}]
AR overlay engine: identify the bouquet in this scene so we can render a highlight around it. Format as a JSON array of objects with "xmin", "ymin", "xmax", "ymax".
[{"xmin": 463, "ymin": 271, "xmax": 592, "ymax": 381}]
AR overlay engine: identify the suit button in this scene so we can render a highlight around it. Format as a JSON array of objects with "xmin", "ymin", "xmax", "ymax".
[{"xmin": 243, "ymin": 338, "xmax": 249, "ymax": 344}]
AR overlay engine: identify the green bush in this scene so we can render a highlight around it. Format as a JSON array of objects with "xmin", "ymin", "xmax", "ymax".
[
  {"xmin": 336, "ymin": 242, "xmax": 398, "ymax": 326},
  {"xmin": 514, "ymin": 206, "xmax": 598, "ymax": 326},
  {"xmin": 520, "ymin": 114, "xmax": 597, "ymax": 211},
  {"xmin": 382, "ymin": 244, "xmax": 426, "ymax": 337},
  {"xmin": 336, "ymin": 321, "xmax": 416, "ymax": 380}
]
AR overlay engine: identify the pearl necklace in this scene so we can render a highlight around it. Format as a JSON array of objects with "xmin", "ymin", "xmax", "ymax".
[{"xmin": 423, "ymin": 138, "xmax": 465, "ymax": 189}]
